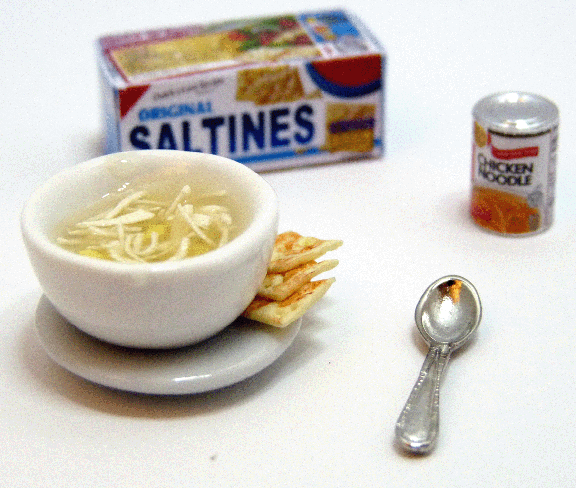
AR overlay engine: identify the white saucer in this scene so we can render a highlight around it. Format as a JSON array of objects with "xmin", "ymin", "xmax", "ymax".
[{"xmin": 35, "ymin": 295, "xmax": 301, "ymax": 395}]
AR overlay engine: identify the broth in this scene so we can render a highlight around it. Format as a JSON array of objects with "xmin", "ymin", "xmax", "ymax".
[{"xmin": 55, "ymin": 176, "xmax": 244, "ymax": 263}]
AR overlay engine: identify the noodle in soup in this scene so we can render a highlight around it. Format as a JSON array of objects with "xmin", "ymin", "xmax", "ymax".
[{"xmin": 55, "ymin": 181, "xmax": 240, "ymax": 263}]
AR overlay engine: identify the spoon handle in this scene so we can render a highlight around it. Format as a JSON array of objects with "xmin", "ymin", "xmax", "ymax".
[{"xmin": 395, "ymin": 344, "xmax": 451, "ymax": 454}]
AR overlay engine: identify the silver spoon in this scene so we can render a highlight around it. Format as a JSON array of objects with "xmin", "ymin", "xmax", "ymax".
[{"xmin": 395, "ymin": 275, "xmax": 482, "ymax": 454}]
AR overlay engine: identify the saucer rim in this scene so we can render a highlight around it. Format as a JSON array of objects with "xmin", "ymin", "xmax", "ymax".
[{"xmin": 35, "ymin": 295, "xmax": 301, "ymax": 395}]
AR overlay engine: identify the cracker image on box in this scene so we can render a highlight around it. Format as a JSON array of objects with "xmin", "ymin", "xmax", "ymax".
[
  {"xmin": 97, "ymin": 10, "xmax": 386, "ymax": 170},
  {"xmin": 325, "ymin": 103, "xmax": 376, "ymax": 153},
  {"xmin": 111, "ymin": 32, "xmax": 242, "ymax": 79},
  {"xmin": 236, "ymin": 66, "xmax": 306, "ymax": 105}
]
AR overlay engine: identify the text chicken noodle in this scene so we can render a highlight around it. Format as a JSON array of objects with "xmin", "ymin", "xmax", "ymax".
[
  {"xmin": 55, "ymin": 183, "xmax": 239, "ymax": 263},
  {"xmin": 470, "ymin": 92, "xmax": 559, "ymax": 236}
]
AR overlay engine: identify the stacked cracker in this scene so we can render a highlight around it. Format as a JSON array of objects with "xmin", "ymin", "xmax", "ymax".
[{"xmin": 242, "ymin": 231, "xmax": 342, "ymax": 327}]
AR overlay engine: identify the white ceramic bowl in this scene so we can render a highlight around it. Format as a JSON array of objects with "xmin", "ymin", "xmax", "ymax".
[{"xmin": 22, "ymin": 150, "xmax": 278, "ymax": 348}]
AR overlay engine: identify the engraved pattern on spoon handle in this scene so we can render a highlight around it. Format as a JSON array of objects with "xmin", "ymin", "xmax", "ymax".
[{"xmin": 395, "ymin": 344, "xmax": 451, "ymax": 453}]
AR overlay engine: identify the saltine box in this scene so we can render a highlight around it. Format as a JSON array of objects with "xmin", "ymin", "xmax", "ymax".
[{"xmin": 97, "ymin": 9, "xmax": 385, "ymax": 171}]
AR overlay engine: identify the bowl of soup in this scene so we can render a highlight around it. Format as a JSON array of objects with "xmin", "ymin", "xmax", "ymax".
[{"xmin": 21, "ymin": 150, "xmax": 279, "ymax": 348}]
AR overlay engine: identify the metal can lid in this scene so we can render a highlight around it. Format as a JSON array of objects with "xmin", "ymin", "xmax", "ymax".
[{"xmin": 473, "ymin": 92, "xmax": 559, "ymax": 135}]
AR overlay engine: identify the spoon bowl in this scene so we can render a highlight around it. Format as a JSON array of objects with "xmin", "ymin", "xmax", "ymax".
[
  {"xmin": 416, "ymin": 276, "xmax": 481, "ymax": 349},
  {"xmin": 395, "ymin": 275, "xmax": 482, "ymax": 454}
]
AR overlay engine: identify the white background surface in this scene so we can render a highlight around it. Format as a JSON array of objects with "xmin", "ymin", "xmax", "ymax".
[{"xmin": 2, "ymin": 1, "xmax": 575, "ymax": 486}]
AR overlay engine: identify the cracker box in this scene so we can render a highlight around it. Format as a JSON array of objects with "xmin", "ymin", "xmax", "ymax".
[{"xmin": 97, "ymin": 9, "xmax": 385, "ymax": 171}]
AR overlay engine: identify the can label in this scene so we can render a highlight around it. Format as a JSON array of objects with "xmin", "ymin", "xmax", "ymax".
[{"xmin": 471, "ymin": 122, "xmax": 557, "ymax": 235}]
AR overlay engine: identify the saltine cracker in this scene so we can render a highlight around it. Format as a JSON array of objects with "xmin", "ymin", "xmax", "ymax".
[
  {"xmin": 268, "ymin": 231, "xmax": 343, "ymax": 273},
  {"xmin": 243, "ymin": 278, "xmax": 336, "ymax": 327},
  {"xmin": 258, "ymin": 259, "xmax": 339, "ymax": 301}
]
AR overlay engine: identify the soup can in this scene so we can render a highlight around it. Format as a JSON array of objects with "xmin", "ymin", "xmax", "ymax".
[{"xmin": 470, "ymin": 92, "xmax": 559, "ymax": 235}]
